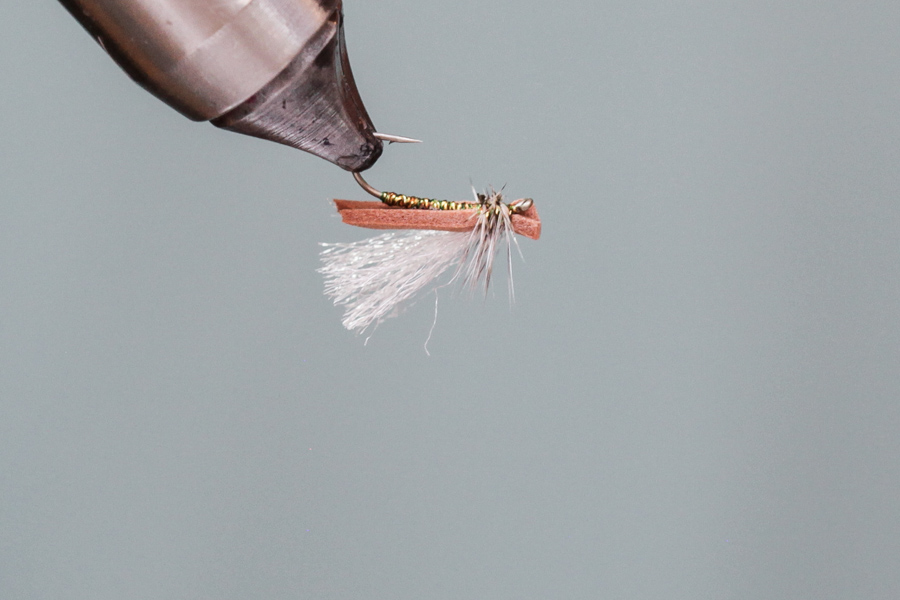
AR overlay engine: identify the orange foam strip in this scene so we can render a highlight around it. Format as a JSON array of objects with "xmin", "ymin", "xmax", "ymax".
[{"xmin": 333, "ymin": 199, "xmax": 542, "ymax": 240}]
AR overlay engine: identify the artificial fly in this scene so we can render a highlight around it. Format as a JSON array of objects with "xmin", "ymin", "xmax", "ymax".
[{"xmin": 319, "ymin": 136, "xmax": 541, "ymax": 336}]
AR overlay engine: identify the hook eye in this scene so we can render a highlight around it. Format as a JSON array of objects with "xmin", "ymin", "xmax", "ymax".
[{"xmin": 509, "ymin": 198, "xmax": 533, "ymax": 213}]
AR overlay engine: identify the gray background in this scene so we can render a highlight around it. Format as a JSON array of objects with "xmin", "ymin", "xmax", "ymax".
[{"xmin": 2, "ymin": 1, "xmax": 899, "ymax": 598}]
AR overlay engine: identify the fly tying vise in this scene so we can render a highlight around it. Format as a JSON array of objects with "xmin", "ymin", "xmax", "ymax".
[{"xmin": 319, "ymin": 134, "xmax": 542, "ymax": 335}]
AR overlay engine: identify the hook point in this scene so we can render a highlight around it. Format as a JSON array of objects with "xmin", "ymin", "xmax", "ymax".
[{"xmin": 374, "ymin": 132, "xmax": 423, "ymax": 144}]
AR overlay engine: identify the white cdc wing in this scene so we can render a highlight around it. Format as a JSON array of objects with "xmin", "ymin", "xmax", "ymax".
[{"xmin": 319, "ymin": 230, "xmax": 469, "ymax": 332}]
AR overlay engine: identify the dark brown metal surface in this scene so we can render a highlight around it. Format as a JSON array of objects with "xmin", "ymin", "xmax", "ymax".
[
  {"xmin": 58, "ymin": 0, "xmax": 381, "ymax": 170},
  {"xmin": 211, "ymin": 9, "xmax": 382, "ymax": 171}
]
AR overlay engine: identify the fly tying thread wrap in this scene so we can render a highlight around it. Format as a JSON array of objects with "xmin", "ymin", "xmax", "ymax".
[{"xmin": 353, "ymin": 171, "xmax": 534, "ymax": 215}]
